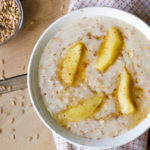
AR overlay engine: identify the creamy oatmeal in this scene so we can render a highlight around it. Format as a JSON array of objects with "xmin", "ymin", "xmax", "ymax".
[{"xmin": 39, "ymin": 17, "xmax": 150, "ymax": 139}]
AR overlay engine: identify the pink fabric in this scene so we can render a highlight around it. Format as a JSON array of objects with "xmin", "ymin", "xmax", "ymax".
[
  {"xmin": 68, "ymin": 0, "xmax": 150, "ymax": 25},
  {"xmin": 53, "ymin": 0, "xmax": 150, "ymax": 149},
  {"xmin": 54, "ymin": 132, "xmax": 148, "ymax": 150}
]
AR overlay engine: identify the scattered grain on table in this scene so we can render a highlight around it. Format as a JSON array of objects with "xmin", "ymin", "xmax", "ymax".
[
  {"xmin": 29, "ymin": 103, "xmax": 32, "ymax": 107},
  {"xmin": 12, "ymin": 134, "xmax": 16, "ymax": 140},
  {"xmin": 10, "ymin": 128, "xmax": 16, "ymax": 132},
  {"xmin": 1, "ymin": 74, "xmax": 5, "ymax": 80},
  {"xmin": 1, "ymin": 58, "xmax": 5, "ymax": 64},
  {"xmin": 21, "ymin": 101, "xmax": 24, "ymax": 107},
  {"xmin": 0, "ymin": 128, "xmax": 3, "ymax": 134},
  {"xmin": 7, "ymin": 86, "xmax": 12, "ymax": 92},
  {"xmin": 10, "ymin": 118, "xmax": 15, "ymax": 124},
  {"xmin": 36, "ymin": 133, "xmax": 40, "ymax": 140},
  {"xmin": 28, "ymin": 136, "xmax": 33, "ymax": 142},
  {"xmin": 22, "ymin": 65, "xmax": 25, "ymax": 70},
  {"xmin": 60, "ymin": 4, "xmax": 65, "ymax": 10},
  {"xmin": 21, "ymin": 109, "xmax": 25, "ymax": 114},
  {"xmin": 1, "ymin": 70, "xmax": 5, "ymax": 76},
  {"xmin": 0, "ymin": 107, "xmax": 3, "ymax": 113},
  {"xmin": 30, "ymin": 21, "xmax": 34, "ymax": 25},
  {"xmin": 0, "ymin": 85, "xmax": 6, "ymax": 90},
  {"xmin": 12, "ymin": 100, "xmax": 16, "ymax": 106}
]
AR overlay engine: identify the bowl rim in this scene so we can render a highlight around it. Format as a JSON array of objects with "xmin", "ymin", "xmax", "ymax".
[
  {"xmin": 0, "ymin": 0, "xmax": 24, "ymax": 46},
  {"xmin": 27, "ymin": 7, "xmax": 150, "ymax": 148}
]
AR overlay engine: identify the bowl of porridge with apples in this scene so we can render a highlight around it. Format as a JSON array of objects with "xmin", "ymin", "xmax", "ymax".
[{"xmin": 28, "ymin": 7, "xmax": 150, "ymax": 148}]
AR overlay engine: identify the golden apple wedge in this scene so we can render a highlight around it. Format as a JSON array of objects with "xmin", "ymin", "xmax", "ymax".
[
  {"xmin": 118, "ymin": 68, "xmax": 135, "ymax": 114},
  {"xmin": 61, "ymin": 43, "xmax": 83, "ymax": 85},
  {"xmin": 58, "ymin": 92, "xmax": 104, "ymax": 122},
  {"xmin": 95, "ymin": 27, "xmax": 123, "ymax": 72}
]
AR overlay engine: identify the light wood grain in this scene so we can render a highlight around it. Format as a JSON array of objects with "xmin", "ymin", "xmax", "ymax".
[
  {"xmin": 0, "ymin": 1, "xmax": 70, "ymax": 149},
  {"xmin": 0, "ymin": 88, "xmax": 56, "ymax": 150},
  {"xmin": 0, "ymin": 0, "xmax": 70, "ymax": 79}
]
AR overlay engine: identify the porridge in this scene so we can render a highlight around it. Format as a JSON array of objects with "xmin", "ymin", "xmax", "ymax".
[{"xmin": 39, "ymin": 17, "xmax": 150, "ymax": 139}]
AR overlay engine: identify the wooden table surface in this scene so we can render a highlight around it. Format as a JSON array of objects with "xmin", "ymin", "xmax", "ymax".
[
  {"xmin": 0, "ymin": 0, "xmax": 70, "ymax": 149},
  {"xmin": 0, "ymin": 0, "xmax": 70, "ymax": 79}
]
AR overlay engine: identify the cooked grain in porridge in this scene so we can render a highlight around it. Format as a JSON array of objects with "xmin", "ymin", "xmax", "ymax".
[{"xmin": 39, "ymin": 17, "xmax": 150, "ymax": 139}]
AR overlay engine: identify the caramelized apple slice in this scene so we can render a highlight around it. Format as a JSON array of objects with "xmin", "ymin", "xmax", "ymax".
[
  {"xmin": 61, "ymin": 43, "xmax": 83, "ymax": 85},
  {"xmin": 94, "ymin": 27, "xmax": 123, "ymax": 72},
  {"xmin": 58, "ymin": 92, "xmax": 104, "ymax": 122},
  {"xmin": 118, "ymin": 68, "xmax": 135, "ymax": 114}
]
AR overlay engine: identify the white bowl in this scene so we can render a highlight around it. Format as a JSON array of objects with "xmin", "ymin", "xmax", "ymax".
[{"xmin": 27, "ymin": 7, "xmax": 150, "ymax": 149}]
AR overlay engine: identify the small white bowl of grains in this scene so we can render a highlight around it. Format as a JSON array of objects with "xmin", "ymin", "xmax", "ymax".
[{"xmin": 0, "ymin": 0, "xmax": 23, "ymax": 45}]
